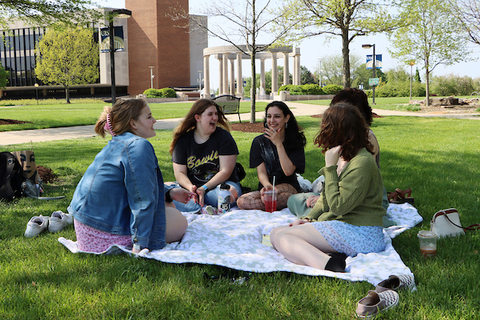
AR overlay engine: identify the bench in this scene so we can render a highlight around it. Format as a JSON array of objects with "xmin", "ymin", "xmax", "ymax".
[{"xmin": 212, "ymin": 95, "xmax": 241, "ymax": 122}]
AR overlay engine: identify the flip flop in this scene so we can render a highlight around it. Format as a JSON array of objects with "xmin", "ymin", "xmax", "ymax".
[{"xmin": 389, "ymin": 188, "xmax": 414, "ymax": 205}]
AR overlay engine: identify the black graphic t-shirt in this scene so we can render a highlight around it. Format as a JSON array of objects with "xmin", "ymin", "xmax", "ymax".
[{"xmin": 172, "ymin": 127, "xmax": 239, "ymax": 186}]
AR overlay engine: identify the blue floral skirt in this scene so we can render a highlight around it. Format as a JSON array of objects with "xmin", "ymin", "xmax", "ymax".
[{"xmin": 311, "ymin": 220, "xmax": 386, "ymax": 257}]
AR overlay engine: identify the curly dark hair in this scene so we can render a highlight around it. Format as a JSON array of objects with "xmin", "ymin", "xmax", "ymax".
[
  {"xmin": 263, "ymin": 101, "xmax": 306, "ymax": 148},
  {"xmin": 314, "ymin": 102, "xmax": 373, "ymax": 162},
  {"xmin": 330, "ymin": 88, "xmax": 373, "ymax": 126}
]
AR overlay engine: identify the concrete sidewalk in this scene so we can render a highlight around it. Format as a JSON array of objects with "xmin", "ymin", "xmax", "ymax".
[{"xmin": 1, "ymin": 101, "xmax": 479, "ymax": 146}]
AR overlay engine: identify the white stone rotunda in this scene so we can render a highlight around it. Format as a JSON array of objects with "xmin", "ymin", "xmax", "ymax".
[{"xmin": 202, "ymin": 45, "xmax": 301, "ymax": 98}]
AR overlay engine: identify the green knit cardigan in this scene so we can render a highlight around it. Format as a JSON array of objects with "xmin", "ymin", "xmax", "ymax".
[{"xmin": 305, "ymin": 148, "xmax": 386, "ymax": 227}]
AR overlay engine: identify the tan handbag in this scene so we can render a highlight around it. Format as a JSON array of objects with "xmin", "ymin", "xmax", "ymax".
[{"xmin": 430, "ymin": 208, "xmax": 480, "ymax": 238}]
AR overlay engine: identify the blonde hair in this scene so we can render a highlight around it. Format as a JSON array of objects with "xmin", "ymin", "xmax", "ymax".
[
  {"xmin": 95, "ymin": 99, "xmax": 148, "ymax": 137},
  {"xmin": 169, "ymin": 99, "xmax": 230, "ymax": 154}
]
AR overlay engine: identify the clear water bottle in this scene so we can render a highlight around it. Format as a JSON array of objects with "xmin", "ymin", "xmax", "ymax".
[{"xmin": 217, "ymin": 183, "xmax": 231, "ymax": 214}]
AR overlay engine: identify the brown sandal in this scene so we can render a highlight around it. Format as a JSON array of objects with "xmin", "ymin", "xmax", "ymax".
[{"xmin": 388, "ymin": 188, "xmax": 414, "ymax": 205}]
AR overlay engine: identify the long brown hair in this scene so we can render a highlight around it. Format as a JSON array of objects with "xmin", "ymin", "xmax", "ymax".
[
  {"xmin": 169, "ymin": 99, "xmax": 230, "ymax": 154},
  {"xmin": 95, "ymin": 99, "xmax": 147, "ymax": 137},
  {"xmin": 313, "ymin": 102, "xmax": 373, "ymax": 162},
  {"xmin": 264, "ymin": 101, "xmax": 306, "ymax": 148},
  {"xmin": 330, "ymin": 88, "xmax": 373, "ymax": 126}
]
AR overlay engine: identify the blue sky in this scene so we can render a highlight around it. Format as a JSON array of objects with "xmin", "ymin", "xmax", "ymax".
[{"xmin": 100, "ymin": 0, "xmax": 480, "ymax": 91}]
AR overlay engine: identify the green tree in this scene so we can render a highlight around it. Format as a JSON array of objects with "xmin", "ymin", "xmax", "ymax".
[
  {"xmin": 431, "ymin": 74, "xmax": 476, "ymax": 96},
  {"xmin": 391, "ymin": 0, "xmax": 471, "ymax": 105},
  {"xmin": 276, "ymin": 0, "xmax": 403, "ymax": 88},
  {"xmin": 185, "ymin": 0, "xmax": 299, "ymax": 123},
  {"xmin": 316, "ymin": 54, "xmax": 363, "ymax": 87},
  {"xmin": 0, "ymin": 0, "xmax": 100, "ymax": 27},
  {"xmin": 0, "ymin": 62, "xmax": 8, "ymax": 89},
  {"xmin": 351, "ymin": 63, "xmax": 385, "ymax": 90},
  {"xmin": 414, "ymin": 68, "xmax": 421, "ymax": 83},
  {"xmin": 449, "ymin": 0, "xmax": 480, "ymax": 46},
  {"xmin": 35, "ymin": 26, "xmax": 99, "ymax": 104},
  {"xmin": 300, "ymin": 66, "xmax": 316, "ymax": 85}
]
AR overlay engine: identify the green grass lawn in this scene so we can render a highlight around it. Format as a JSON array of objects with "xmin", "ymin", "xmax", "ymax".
[
  {"xmin": 297, "ymin": 95, "xmax": 480, "ymax": 112},
  {"xmin": 1, "ymin": 115, "xmax": 480, "ymax": 318},
  {"xmin": 0, "ymin": 99, "xmax": 267, "ymax": 132},
  {"xmin": 297, "ymin": 96, "xmax": 427, "ymax": 111}
]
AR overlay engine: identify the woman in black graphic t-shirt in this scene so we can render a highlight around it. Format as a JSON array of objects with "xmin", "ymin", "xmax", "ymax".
[{"xmin": 169, "ymin": 99, "xmax": 241, "ymax": 213}]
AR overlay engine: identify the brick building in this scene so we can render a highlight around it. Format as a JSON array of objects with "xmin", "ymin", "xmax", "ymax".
[{"xmin": 0, "ymin": 0, "xmax": 207, "ymax": 99}]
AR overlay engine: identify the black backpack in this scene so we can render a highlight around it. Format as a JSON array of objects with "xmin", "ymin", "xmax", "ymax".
[{"xmin": 0, "ymin": 152, "xmax": 24, "ymax": 200}]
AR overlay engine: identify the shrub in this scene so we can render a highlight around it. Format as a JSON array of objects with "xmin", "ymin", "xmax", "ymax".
[
  {"xmin": 278, "ymin": 85, "xmax": 293, "ymax": 94},
  {"xmin": 143, "ymin": 88, "xmax": 161, "ymax": 98},
  {"xmin": 431, "ymin": 74, "xmax": 476, "ymax": 96},
  {"xmin": 278, "ymin": 84, "xmax": 324, "ymax": 95},
  {"xmin": 374, "ymin": 81, "xmax": 425, "ymax": 98},
  {"xmin": 143, "ymin": 88, "xmax": 177, "ymax": 98},
  {"xmin": 322, "ymin": 84, "xmax": 343, "ymax": 95},
  {"xmin": 289, "ymin": 85, "xmax": 304, "ymax": 95},
  {"xmin": 160, "ymin": 88, "xmax": 177, "ymax": 98},
  {"xmin": 302, "ymin": 84, "xmax": 324, "ymax": 95}
]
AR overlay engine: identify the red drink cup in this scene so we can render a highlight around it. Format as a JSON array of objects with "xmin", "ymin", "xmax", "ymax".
[{"xmin": 264, "ymin": 189, "xmax": 277, "ymax": 213}]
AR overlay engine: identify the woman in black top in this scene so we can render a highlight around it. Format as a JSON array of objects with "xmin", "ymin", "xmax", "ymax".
[{"xmin": 237, "ymin": 101, "xmax": 306, "ymax": 211}]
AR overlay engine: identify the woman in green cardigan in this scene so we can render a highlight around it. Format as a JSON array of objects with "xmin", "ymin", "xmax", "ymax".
[{"xmin": 269, "ymin": 102, "xmax": 387, "ymax": 272}]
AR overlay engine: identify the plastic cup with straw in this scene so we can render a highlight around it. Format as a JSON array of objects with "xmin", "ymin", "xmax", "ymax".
[{"xmin": 265, "ymin": 176, "xmax": 277, "ymax": 212}]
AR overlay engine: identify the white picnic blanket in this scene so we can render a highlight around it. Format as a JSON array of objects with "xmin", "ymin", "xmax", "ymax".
[{"xmin": 59, "ymin": 203, "xmax": 422, "ymax": 287}]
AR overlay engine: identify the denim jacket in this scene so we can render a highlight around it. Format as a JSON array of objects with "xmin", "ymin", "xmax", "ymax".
[{"xmin": 68, "ymin": 132, "xmax": 166, "ymax": 250}]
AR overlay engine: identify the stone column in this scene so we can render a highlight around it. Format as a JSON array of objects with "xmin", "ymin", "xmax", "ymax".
[
  {"xmin": 229, "ymin": 58, "xmax": 235, "ymax": 95},
  {"xmin": 218, "ymin": 56, "xmax": 223, "ymax": 95},
  {"xmin": 260, "ymin": 58, "xmax": 266, "ymax": 96},
  {"xmin": 203, "ymin": 55, "xmax": 210, "ymax": 98},
  {"xmin": 283, "ymin": 52, "xmax": 289, "ymax": 86},
  {"xmin": 236, "ymin": 52, "xmax": 243, "ymax": 98},
  {"xmin": 271, "ymin": 52, "xmax": 278, "ymax": 94},
  {"xmin": 222, "ymin": 53, "xmax": 229, "ymax": 95},
  {"xmin": 295, "ymin": 53, "xmax": 301, "ymax": 85}
]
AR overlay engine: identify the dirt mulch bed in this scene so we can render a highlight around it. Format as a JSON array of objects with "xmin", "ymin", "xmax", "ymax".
[
  {"xmin": 311, "ymin": 112, "xmax": 383, "ymax": 119},
  {"xmin": 0, "ymin": 119, "xmax": 31, "ymax": 125},
  {"xmin": 231, "ymin": 122, "xmax": 264, "ymax": 133}
]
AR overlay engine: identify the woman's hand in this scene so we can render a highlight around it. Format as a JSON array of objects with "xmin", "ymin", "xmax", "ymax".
[
  {"xmin": 325, "ymin": 145, "xmax": 342, "ymax": 167},
  {"xmin": 289, "ymin": 218, "xmax": 310, "ymax": 227},
  {"xmin": 306, "ymin": 195, "xmax": 319, "ymax": 208},
  {"xmin": 264, "ymin": 127, "xmax": 282, "ymax": 147},
  {"xmin": 196, "ymin": 187, "xmax": 206, "ymax": 206},
  {"xmin": 260, "ymin": 184, "xmax": 274, "ymax": 203},
  {"xmin": 170, "ymin": 188, "xmax": 196, "ymax": 204}
]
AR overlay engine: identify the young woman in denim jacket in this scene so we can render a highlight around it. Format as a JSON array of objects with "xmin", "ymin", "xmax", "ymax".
[{"xmin": 68, "ymin": 99, "xmax": 188, "ymax": 254}]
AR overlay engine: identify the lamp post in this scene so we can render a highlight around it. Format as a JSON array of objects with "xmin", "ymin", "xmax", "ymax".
[
  {"xmin": 34, "ymin": 83, "xmax": 39, "ymax": 105},
  {"xmin": 108, "ymin": 9, "xmax": 132, "ymax": 105},
  {"xmin": 409, "ymin": 60, "xmax": 415, "ymax": 102},
  {"xmin": 197, "ymin": 70, "xmax": 202, "ymax": 91},
  {"xmin": 149, "ymin": 66, "xmax": 154, "ymax": 89},
  {"xmin": 318, "ymin": 58, "xmax": 322, "ymax": 87},
  {"xmin": 362, "ymin": 43, "xmax": 376, "ymax": 104}
]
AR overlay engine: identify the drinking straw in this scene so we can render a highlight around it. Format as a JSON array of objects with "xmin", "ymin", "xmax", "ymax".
[{"xmin": 272, "ymin": 176, "xmax": 276, "ymax": 190}]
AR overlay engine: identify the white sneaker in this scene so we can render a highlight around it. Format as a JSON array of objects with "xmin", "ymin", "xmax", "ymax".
[
  {"xmin": 48, "ymin": 211, "xmax": 74, "ymax": 233},
  {"xmin": 24, "ymin": 215, "xmax": 49, "ymax": 238}
]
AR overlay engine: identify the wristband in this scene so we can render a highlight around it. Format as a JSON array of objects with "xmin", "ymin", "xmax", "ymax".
[
  {"xmin": 165, "ymin": 188, "xmax": 173, "ymax": 203},
  {"xmin": 201, "ymin": 184, "xmax": 209, "ymax": 192}
]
